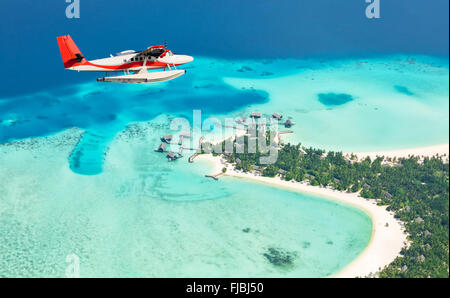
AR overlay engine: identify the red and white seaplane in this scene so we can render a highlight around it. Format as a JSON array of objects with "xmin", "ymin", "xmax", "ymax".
[{"xmin": 56, "ymin": 35, "xmax": 193, "ymax": 83}]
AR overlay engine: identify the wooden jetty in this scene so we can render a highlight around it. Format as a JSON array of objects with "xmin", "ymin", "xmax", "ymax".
[
  {"xmin": 188, "ymin": 152, "xmax": 200, "ymax": 163},
  {"xmin": 279, "ymin": 130, "xmax": 294, "ymax": 134},
  {"xmin": 272, "ymin": 113, "xmax": 283, "ymax": 120},
  {"xmin": 205, "ymin": 172, "xmax": 224, "ymax": 180}
]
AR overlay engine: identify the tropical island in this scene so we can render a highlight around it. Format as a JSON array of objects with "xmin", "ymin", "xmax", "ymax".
[{"xmin": 195, "ymin": 121, "xmax": 449, "ymax": 278}]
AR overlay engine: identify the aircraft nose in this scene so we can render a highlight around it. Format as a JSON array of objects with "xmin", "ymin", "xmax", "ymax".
[{"xmin": 177, "ymin": 55, "xmax": 194, "ymax": 64}]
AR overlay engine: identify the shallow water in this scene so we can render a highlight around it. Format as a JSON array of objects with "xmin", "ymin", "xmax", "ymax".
[
  {"xmin": 1, "ymin": 55, "xmax": 448, "ymax": 175},
  {"xmin": 0, "ymin": 126, "xmax": 372, "ymax": 277},
  {"xmin": 0, "ymin": 55, "xmax": 447, "ymax": 277}
]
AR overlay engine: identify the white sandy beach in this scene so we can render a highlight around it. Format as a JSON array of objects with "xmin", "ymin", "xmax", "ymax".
[
  {"xmin": 196, "ymin": 153, "xmax": 409, "ymax": 278},
  {"xmin": 353, "ymin": 144, "xmax": 449, "ymax": 161}
]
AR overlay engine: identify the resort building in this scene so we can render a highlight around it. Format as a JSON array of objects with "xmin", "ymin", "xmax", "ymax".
[
  {"xmin": 272, "ymin": 113, "xmax": 283, "ymax": 120},
  {"xmin": 155, "ymin": 143, "xmax": 166, "ymax": 152},
  {"xmin": 284, "ymin": 120, "xmax": 294, "ymax": 128},
  {"xmin": 161, "ymin": 135, "xmax": 173, "ymax": 143},
  {"xmin": 167, "ymin": 151, "xmax": 178, "ymax": 161}
]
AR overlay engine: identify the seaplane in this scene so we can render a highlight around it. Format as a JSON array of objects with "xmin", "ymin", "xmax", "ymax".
[{"xmin": 56, "ymin": 35, "xmax": 194, "ymax": 83}]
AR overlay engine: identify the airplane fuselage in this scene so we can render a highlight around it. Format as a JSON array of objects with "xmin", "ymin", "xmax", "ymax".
[
  {"xmin": 57, "ymin": 35, "xmax": 193, "ymax": 83},
  {"xmin": 69, "ymin": 51, "xmax": 194, "ymax": 72}
]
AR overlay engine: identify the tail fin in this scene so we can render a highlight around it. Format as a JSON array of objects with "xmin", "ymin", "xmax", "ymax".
[{"xmin": 56, "ymin": 35, "xmax": 85, "ymax": 68}]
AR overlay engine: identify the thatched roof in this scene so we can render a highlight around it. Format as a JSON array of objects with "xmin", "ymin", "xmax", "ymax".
[
  {"xmin": 156, "ymin": 143, "xmax": 166, "ymax": 152},
  {"xmin": 284, "ymin": 120, "xmax": 294, "ymax": 127},
  {"xmin": 162, "ymin": 135, "xmax": 173, "ymax": 142},
  {"xmin": 384, "ymin": 192, "xmax": 393, "ymax": 199},
  {"xmin": 272, "ymin": 113, "xmax": 283, "ymax": 120}
]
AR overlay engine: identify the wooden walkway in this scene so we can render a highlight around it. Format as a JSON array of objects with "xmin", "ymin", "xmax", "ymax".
[
  {"xmin": 188, "ymin": 153, "xmax": 200, "ymax": 163},
  {"xmin": 205, "ymin": 172, "xmax": 224, "ymax": 180}
]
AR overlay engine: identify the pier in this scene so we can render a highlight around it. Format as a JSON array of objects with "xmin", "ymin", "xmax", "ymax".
[
  {"xmin": 279, "ymin": 130, "xmax": 294, "ymax": 134},
  {"xmin": 205, "ymin": 172, "xmax": 224, "ymax": 180},
  {"xmin": 189, "ymin": 152, "xmax": 200, "ymax": 163}
]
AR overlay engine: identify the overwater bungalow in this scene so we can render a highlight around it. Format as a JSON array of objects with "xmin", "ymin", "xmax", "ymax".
[
  {"xmin": 161, "ymin": 134, "xmax": 173, "ymax": 143},
  {"xmin": 167, "ymin": 151, "xmax": 178, "ymax": 161},
  {"xmin": 155, "ymin": 143, "xmax": 166, "ymax": 152},
  {"xmin": 236, "ymin": 117, "xmax": 247, "ymax": 124},
  {"xmin": 250, "ymin": 112, "xmax": 262, "ymax": 118},
  {"xmin": 272, "ymin": 113, "xmax": 283, "ymax": 120},
  {"xmin": 284, "ymin": 120, "xmax": 294, "ymax": 128}
]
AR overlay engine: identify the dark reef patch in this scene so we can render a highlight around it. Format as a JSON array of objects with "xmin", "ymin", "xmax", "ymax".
[
  {"xmin": 394, "ymin": 85, "xmax": 414, "ymax": 96},
  {"xmin": 318, "ymin": 93, "xmax": 354, "ymax": 106},
  {"xmin": 194, "ymin": 84, "xmax": 215, "ymax": 89},
  {"xmin": 237, "ymin": 66, "xmax": 254, "ymax": 72},
  {"xmin": 263, "ymin": 247, "xmax": 297, "ymax": 268},
  {"xmin": 260, "ymin": 71, "xmax": 274, "ymax": 77}
]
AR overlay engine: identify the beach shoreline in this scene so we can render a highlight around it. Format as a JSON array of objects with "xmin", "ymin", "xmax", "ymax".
[
  {"xmin": 353, "ymin": 144, "xmax": 449, "ymax": 161},
  {"xmin": 195, "ymin": 152, "xmax": 416, "ymax": 278}
]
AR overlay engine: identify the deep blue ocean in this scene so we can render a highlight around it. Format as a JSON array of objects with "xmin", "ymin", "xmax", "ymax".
[
  {"xmin": 0, "ymin": 0, "xmax": 448, "ymax": 97},
  {"xmin": 0, "ymin": 0, "xmax": 449, "ymax": 175}
]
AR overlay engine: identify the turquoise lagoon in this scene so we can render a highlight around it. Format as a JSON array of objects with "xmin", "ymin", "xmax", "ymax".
[
  {"xmin": 0, "ymin": 122, "xmax": 372, "ymax": 277},
  {"xmin": 0, "ymin": 55, "xmax": 448, "ymax": 277}
]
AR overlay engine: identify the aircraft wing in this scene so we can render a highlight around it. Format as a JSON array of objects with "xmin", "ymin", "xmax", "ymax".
[{"xmin": 97, "ymin": 69, "xmax": 186, "ymax": 84}]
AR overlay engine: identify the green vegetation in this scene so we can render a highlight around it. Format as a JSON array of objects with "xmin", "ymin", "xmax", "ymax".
[{"xmin": 219, "ymin": 135, "xmax": 449, "ymax": 278}]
